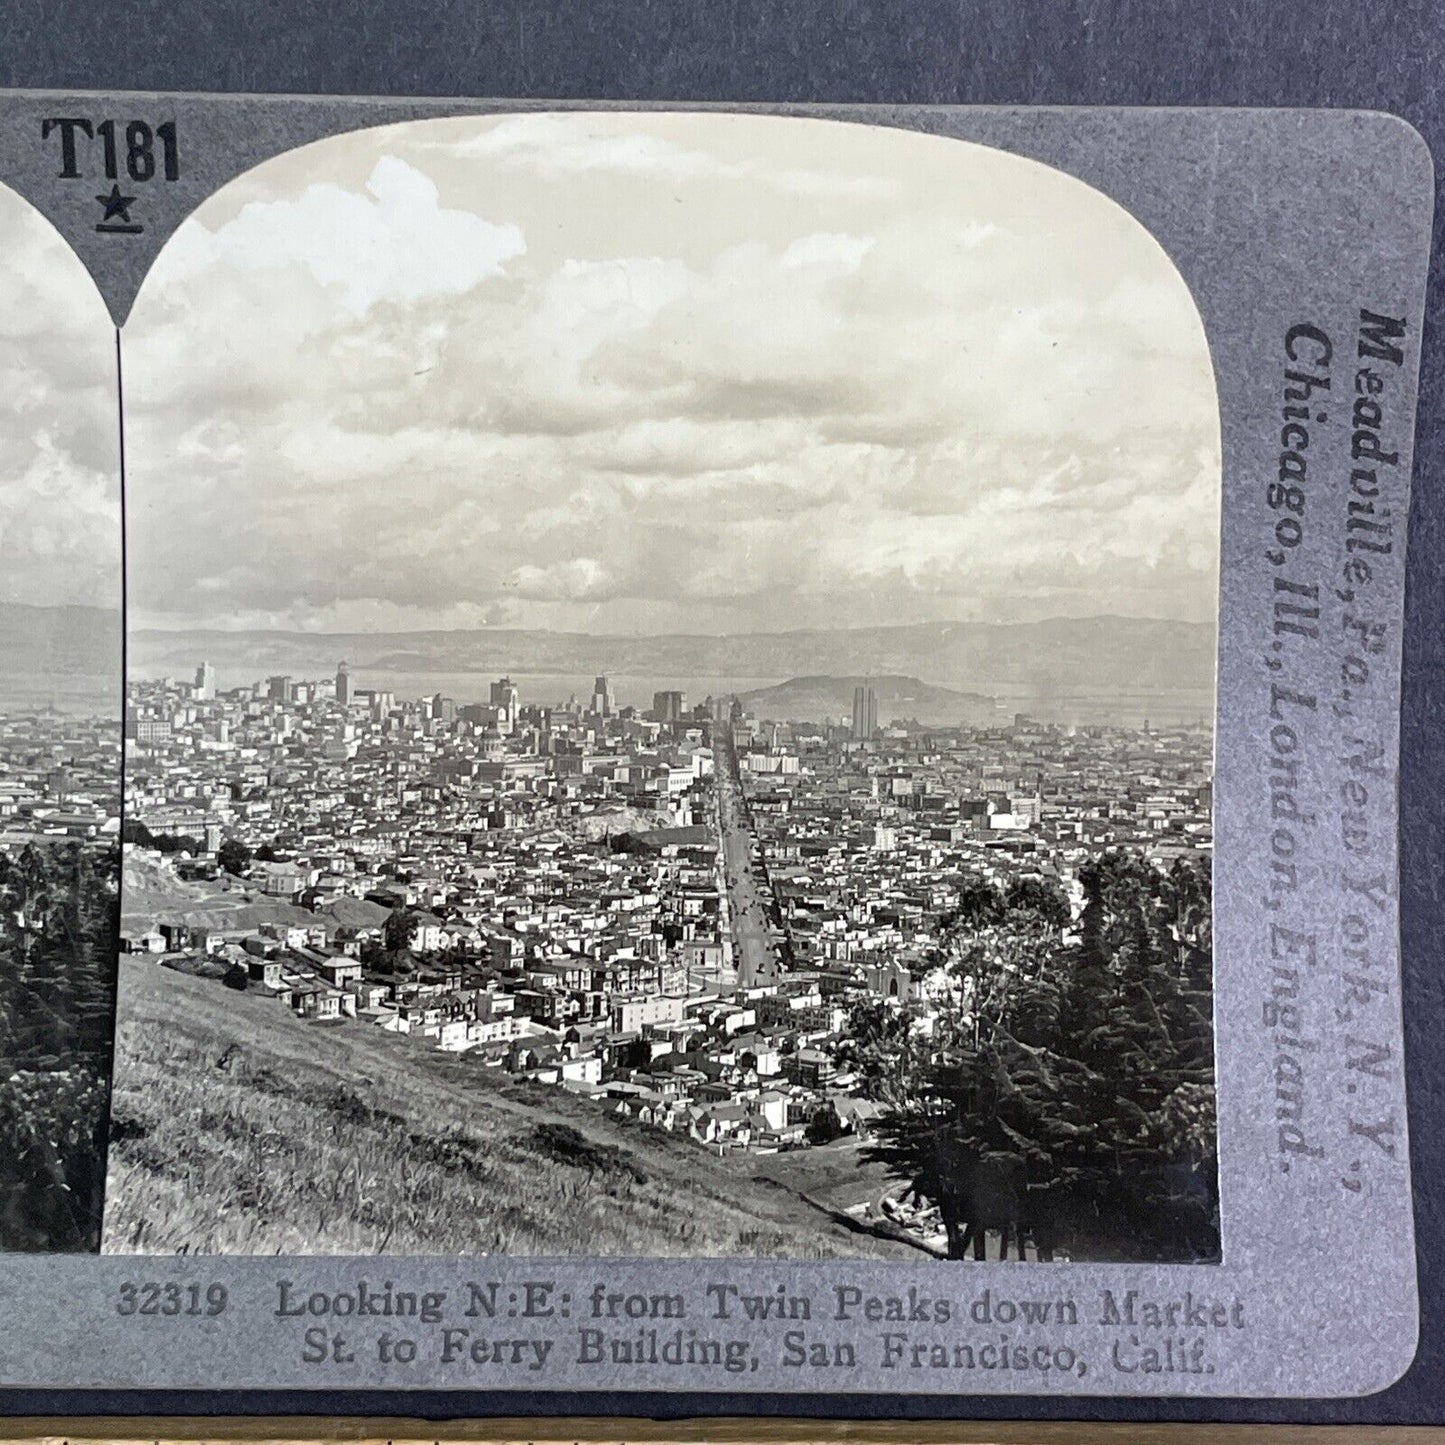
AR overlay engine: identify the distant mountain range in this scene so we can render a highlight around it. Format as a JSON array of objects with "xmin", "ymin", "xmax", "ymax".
[
  {"xmin": 129, "ymin": 616, "xmax": 1214, "ymax": 702},
  {"xmin": 738, "ymin": 674, "xmax": 996, "ymax": 726},
  {"xmin": 0, "ymin": 609, "xmax": 1209, "ymax": 725},
  {"xmin": 0, "ymin": 603, "xmax": 120, "ymax": 677}
]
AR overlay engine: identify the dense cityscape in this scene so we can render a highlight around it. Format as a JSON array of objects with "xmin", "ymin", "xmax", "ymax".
[
  {"xmin": 118, "ymin": 659, "xmax": 1214, "ymax": 1255},
  {"xmin": 0, "ymin": 709, "xmax": 121, "ymax": 845}
]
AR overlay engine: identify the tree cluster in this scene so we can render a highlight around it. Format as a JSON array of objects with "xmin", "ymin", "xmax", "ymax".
[
  {"xmin": 124, "ymin": 823, "xmax": 282, "ymax": 874},
  {"xmin": 0, "ymin": 841, "xmax": 119, "ymax": 1251},
  {"xmin": 122, "ymin": 818, "xmax": 202, "ymax": 855},
  {"xmin": 849, "ymin": 852, "xmax": 1218, "ymax": 1262},
  {"xmin": 360, "ymin": 905, "xmax": 420, "ymax": 977}
]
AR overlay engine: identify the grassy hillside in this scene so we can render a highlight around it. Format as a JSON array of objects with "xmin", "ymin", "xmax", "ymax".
[{"xmin": 103, "ymin": 958, "xmax": 913, "ymax": 1259}]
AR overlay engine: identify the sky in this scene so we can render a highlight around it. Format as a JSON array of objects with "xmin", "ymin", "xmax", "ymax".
[
  {"xmin": 0, "ymin": 185, "xmax": 119, "ymax": 609},
  {"xmin": 123, "ymin": 112, "xmax": 1221, "ymax": 636}
]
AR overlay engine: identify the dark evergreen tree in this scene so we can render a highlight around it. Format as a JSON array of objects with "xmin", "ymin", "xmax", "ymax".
[
  {"xmin": 853, "ymin": 848, "xmax": 1217, "ymax": 1262},
  {"xmin": 0, "ymin": 840, "xmax": 119, "ymax": 1251},
  {"xmin": 948, "ymin": 874, "xmax": 1004, "ymax": 932},
  {"xmin": 1004, "ymin": 875, "xmax": 1071, "ymax": 929},
  {"xmin": 384, "ymin": 905, "xmax": 416, "ymax": 956},
  {"xmin": 832, "ymin": 999, "xmax": 921, "ymax": 1104}
]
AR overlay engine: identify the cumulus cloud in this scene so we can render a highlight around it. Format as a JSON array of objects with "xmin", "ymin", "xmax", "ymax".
[
  {"xmin": 509, "ymin": 557, "xmax": 614, "ymax": 601},
  {"xmin": 123, "ymin": 112, "xmax": 1220, "ymax": 636},
  {"xmin": 781, "ymin": 232, "xmax": 874, "ymax": 273},
  {"xmin": 0, "ymin": 187, "xmax": 118, "ymax": 609},
  {"xmin": 158, "ymin": 156, "xmax": 525, "ymax": 315}
]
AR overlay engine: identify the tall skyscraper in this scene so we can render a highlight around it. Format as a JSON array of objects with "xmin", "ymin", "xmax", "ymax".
[
  {"xmin": 267, "ymin": 674, "xmax": 292, "ymax": 703},
  {"xmin": 490, "ymin": 676, "xmax": 520, "ymax": 732},
  {"xmin": 592, "ymin": 675, "xmax": 615, "ymax": 717},
  {"xmin": 652, "ymin": 689, "xmax": 686, "ymax": 724},
  {"xmin": 336, "ymin": 660, "xmax": 351, "ymax": 705},
  {"xmin": 194, "ymin": 661, "xmax": 215, "ymax": 700},
  {"xmin": 852, "ymin": 684, "xmax": 878, "ymax": 740}
]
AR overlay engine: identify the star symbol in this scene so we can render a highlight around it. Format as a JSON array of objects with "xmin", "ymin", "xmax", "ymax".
[{"xmin": 95, "ymin": 183, "xmax": 136, "ymax": 224}]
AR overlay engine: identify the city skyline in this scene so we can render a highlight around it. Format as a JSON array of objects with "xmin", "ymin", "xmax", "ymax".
[
  {"xmin": 123, "ymin": 112, "xmax": 1221, "ymax": 639},
  {"xmin": 164, "ymin": 662, "xmax": 999, "ymax": 724},
  {"xmin": 127, "ymin": 607, "xmax": 1219, "ymax": 730}
]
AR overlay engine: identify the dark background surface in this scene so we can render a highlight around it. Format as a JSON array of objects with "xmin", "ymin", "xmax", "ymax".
[{"xmin": 0, "ymin": 0, "xmax": 1442, "ymax": 1426}]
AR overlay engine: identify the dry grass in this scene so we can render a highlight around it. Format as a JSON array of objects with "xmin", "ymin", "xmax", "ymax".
[{"xmin": 103, "ymin": 957, "xmax": 914, "ymax": 1259}]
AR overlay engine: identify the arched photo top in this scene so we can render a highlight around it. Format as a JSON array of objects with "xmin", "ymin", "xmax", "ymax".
[
  {"xmin": 122, "ymin": 110, "xmax": 1221, "ymax": 698},
  {"xmin": 110, "ymin": 111, "xmax": 1224, "ymax": 1266},
  {"xmin": 0, "ymin": 179, "xmax": 120, "ymax": 642}
]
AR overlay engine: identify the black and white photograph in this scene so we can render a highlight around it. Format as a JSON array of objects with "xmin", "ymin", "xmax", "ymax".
[
  {"xmin": 104, "ymin": 112, "xmax": 1221, "ymax": 1264},
  {"xmin": 0, "ymin": 182, "xmax": 123, "ymax": 1252}
]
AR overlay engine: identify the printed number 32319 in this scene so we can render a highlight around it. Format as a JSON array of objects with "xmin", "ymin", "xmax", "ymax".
[{"xmin": 117, "ymin": 1282, "xmax": 228, "ymax": 1317}]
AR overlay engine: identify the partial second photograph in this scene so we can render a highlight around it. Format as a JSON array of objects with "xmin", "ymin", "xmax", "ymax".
[
  {"xmin": 0, "ymin": 184, "xmax": 123, "ymax": 1253},
  {"xmin": 105, "ymin": 112, "xmax": 1221, "ymax": 1262}
]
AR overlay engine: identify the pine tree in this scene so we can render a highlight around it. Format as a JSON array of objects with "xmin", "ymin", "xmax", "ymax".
[{"xmin": 855, "ymin": 848, "xmax": 1217, "ymax": 1261}]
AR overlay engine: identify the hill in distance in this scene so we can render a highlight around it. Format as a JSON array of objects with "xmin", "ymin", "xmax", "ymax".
[{"xmin": 738, "ymin": 674, "xmax": 996, "ymax": 727}]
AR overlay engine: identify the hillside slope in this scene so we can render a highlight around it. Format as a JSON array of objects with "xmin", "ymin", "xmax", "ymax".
[{"xmin": 103, "ymin": 959, "xmax": 913, "ymax": 1259}]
